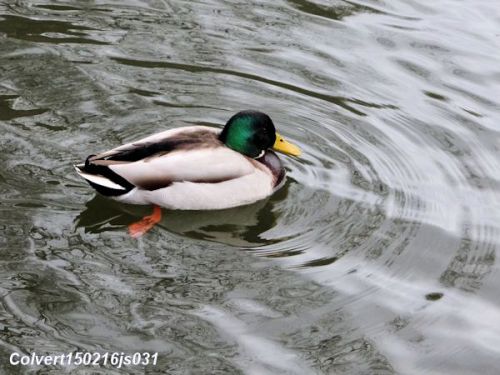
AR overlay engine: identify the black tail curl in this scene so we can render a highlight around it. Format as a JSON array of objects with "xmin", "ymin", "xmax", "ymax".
[{"xmin": 79, "ymin": 155, "xmax": 135, "ymax": 197}]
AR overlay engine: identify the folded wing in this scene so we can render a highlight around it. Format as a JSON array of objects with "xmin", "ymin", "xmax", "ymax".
[{"xmin": 75, "ymin": 126, "xmax": 255, "ymax": 196}]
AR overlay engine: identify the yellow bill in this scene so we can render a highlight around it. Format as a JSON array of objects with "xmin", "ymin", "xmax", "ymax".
[{"xmin": 273, "ymin": 133, "xmax": 301, "ymax": 157}]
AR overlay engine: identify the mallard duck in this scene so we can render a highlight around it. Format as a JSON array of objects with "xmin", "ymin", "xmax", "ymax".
[{"xmin": 75, "ymin": 110, "xmax": 301, "ymax": 236}]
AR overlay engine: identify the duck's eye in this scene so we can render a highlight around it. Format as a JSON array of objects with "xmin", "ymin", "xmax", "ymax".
[{"xmin": 280, "ymin": 139, "xmax": 283, "ymax": 142}]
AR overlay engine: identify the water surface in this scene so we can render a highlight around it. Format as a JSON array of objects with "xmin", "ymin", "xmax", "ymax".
[{"xmin": 1, "ymin": 0, "xmax": 500, "ymax": 374}]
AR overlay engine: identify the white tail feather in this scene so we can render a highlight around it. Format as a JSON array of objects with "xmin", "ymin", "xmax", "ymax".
[{"xmin": 74, "ymin": 165, "xmax": 126, "ymax": 190}]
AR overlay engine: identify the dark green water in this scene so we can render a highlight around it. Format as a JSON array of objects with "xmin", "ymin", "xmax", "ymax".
[{"xmin": 1, "ymin": 1, "xmax": 500, "ymax": 374}]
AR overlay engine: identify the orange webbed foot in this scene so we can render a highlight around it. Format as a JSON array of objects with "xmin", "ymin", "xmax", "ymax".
[{"xmin": 128, "ymin": 205, "xmax": 162, "ymax": 238}]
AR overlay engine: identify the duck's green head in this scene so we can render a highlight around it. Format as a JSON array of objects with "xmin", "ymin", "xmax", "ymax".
[{"xmin": 219, "ymin": 110, "xmax": 301, "ymax": 158}]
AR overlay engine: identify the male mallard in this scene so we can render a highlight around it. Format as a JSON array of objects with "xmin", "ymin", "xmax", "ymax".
[{"xmin": 75, "ymin": 110, "xmax": 301, "ymax": 236}]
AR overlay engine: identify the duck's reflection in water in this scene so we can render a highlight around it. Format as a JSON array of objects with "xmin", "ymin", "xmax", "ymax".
[{"xmin": 75, "ymin": 180, "xmax": 291, "ymax": 247}]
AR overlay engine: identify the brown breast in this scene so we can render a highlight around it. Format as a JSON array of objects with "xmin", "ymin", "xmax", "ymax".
[{"xmin": 255, "ymin": 150, "xmax": 285, "ymax": 187}]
